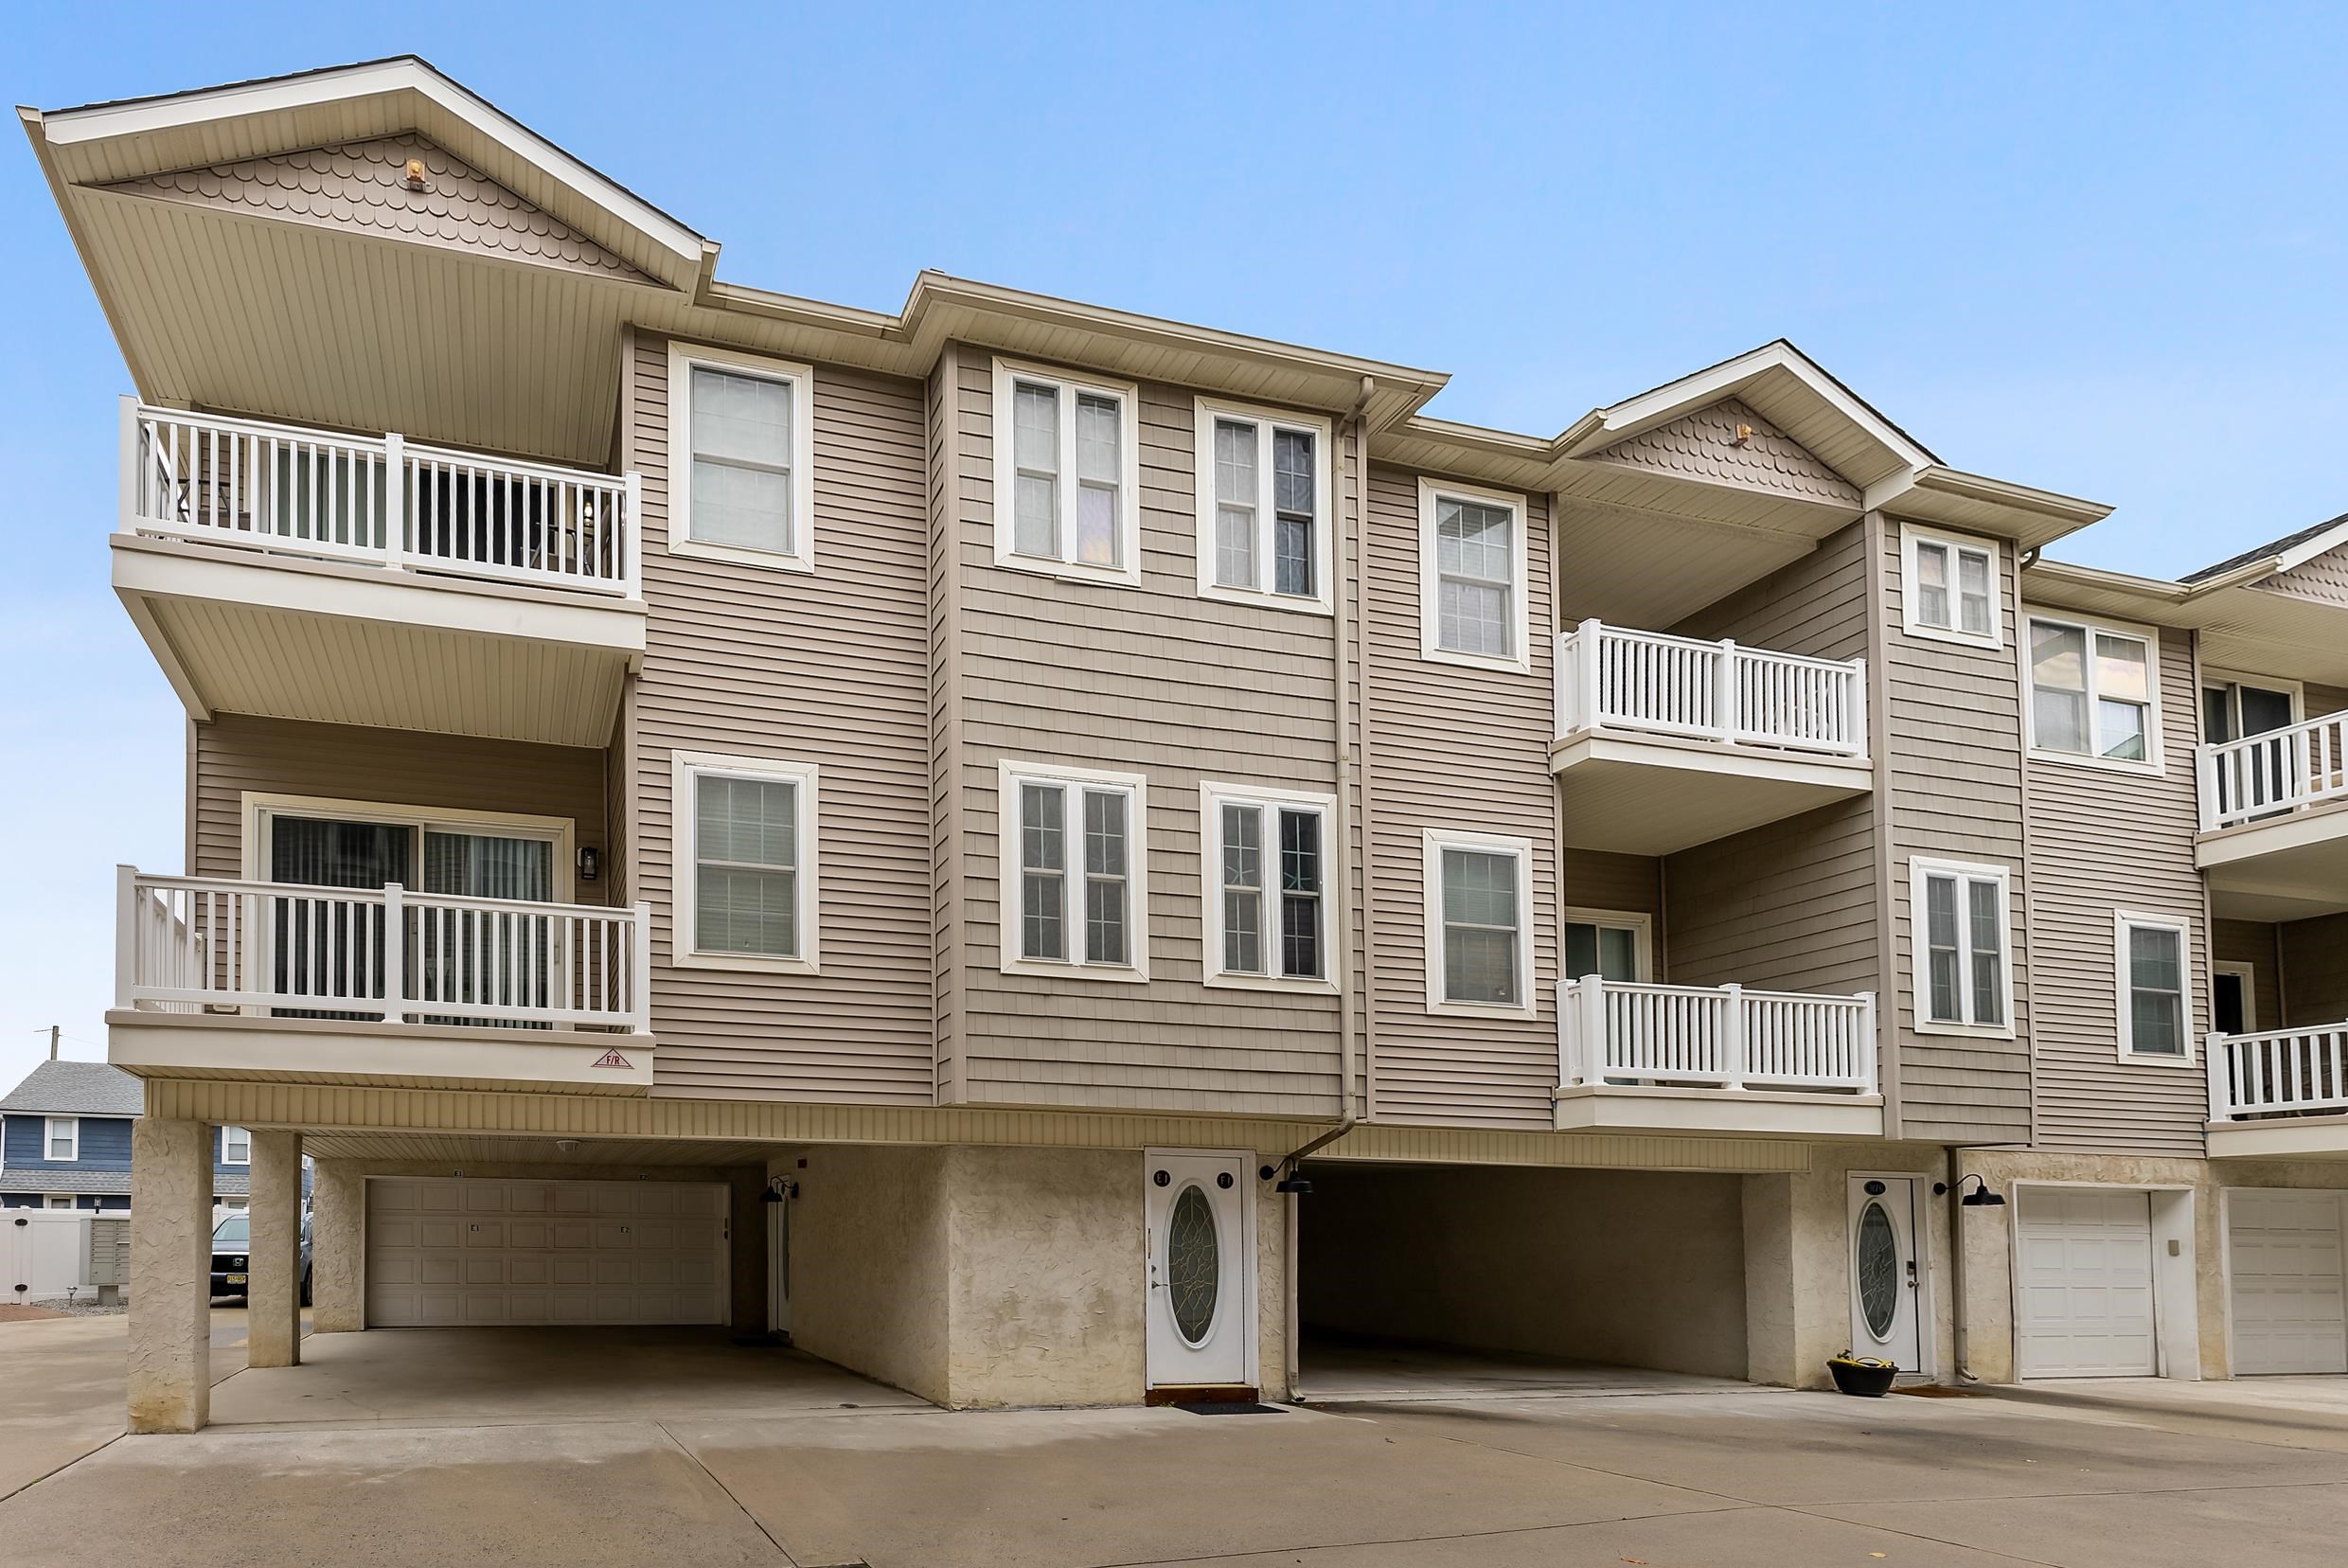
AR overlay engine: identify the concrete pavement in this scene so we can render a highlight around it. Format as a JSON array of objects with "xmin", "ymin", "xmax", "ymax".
[{"xmin": 7, "ymin": 1319, "xmax": 2348, "ymax": 1566}]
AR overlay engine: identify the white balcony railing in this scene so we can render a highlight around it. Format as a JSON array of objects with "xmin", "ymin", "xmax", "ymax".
[
  {"xmin": 1554, "ymin": 620, "xmax": 1867, "ymax": 757},
  {"xmin": 1558, "ymin": 977, "xmax": 1877, "ymax": 1095},
  {"xmin": 2208, "ymin": 1023, "xmax": 2348, "ymax": 1122},
  {"xmin": 2197, "ymin": 711, "xmax": 2348, "ymax": 831},
  {"xmin": 116, "ymin": 868, "xmax": 650, "ymax": 1033},
  {"xmin": 119, "ymin": 400, "xmax": 641, "ymax": 597}
]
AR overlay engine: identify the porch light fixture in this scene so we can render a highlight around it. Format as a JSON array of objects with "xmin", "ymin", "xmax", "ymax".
[
  {"xmin": 578, "ymin": 846, "xmax": 598, "ymax": 882},
  {"xmin": 1273, "ymin": 1173, "xmax": 1313, "ymax": 1196},
  {"xmin": 1937, "ymin": 1173, "xmax": 2006, "ymax": 1208}
]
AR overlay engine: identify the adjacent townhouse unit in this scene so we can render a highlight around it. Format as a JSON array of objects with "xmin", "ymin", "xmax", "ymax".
[
  {"xmin": 22, "ymin": 57, "xmax": 2348, "ymax": 1434},
  {"xmin": 2, "ymin": 1056, "xmax": 255, "ymax": 1212}
]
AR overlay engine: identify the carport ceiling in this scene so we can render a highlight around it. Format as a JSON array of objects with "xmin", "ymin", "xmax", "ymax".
[{"xmin": 299, "ymin": 1132, "xmax": 791, "ymax": 1167}]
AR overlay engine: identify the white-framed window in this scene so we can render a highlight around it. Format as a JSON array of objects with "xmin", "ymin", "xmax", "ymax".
[
  {"xmin": 669, "ymin": 751, "xmax": 820, "ymax": 973},
  {"xmin": 1201, "ymin": 782, "xmax": 1337, "ymax": 990},
  {"xmin": 44, "ymin": 1195, "xmax": 75, "ymax": 1210},
  {"xmin": 991, "ymin": 358, "xmax": 1142, "ymax": 586},
  {"xmin": 221, "ymin": 1197, "xmax": 249, "ymax": 1210},
  {"xmin": 2024, "ymin": 612, "xmax": 2161, "ymax": 771},
  {"xmin": 666, "ymin": 340, "xmax": 817, "ymax": 573},
  {"xmin": 44, "ymin": 1116, "xmax": 79, "ymax": 1162},
  {"xmin": 1418, "ymin": 478, "xmax": 1531, "ymax": 671},
  {"xmin": 1900, "ymin": 525, "xmax": 2001, "ymax": 648},
  {"xmin": 2115, "ymin": 911, "xmax": 2194, "ymax": 1063},
  {"xmin": 1910, "ymin": 858, "xmax": 2014, "ymax": 1038},
  {"xmin": 998, "ymin": 760, "xmax": 1150, "ymax": 980},
  {"xmin": 1193, "ymin": 400, "xmax": 1333, "ymax": 614},
  {"xmin": 1563, "ymin": 907, "xmax": 1653, "ymax": 983},
  {"xmin": 221, "ymin": 1126, "xmax": 251, "ymax": 1166},
  {"xmin": 1422, "ymin": 829, "xmax": 1536, "ymax": 1015}
]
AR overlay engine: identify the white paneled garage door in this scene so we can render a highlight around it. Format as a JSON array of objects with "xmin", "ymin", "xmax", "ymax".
[
  {"xmin": 365, "ymin": 1178, "xmax": 728, "ymax": 1327},
  {"xmin": 2228, "ymin": 1190, "xmax": 2348, "ymax": 1376},
  {"xmin": 2016, "ymin": 1187, "xmax": 2156, "ymax": 1379}
]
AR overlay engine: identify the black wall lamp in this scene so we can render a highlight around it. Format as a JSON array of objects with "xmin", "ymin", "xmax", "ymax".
[
  {"xmin": 578, "ymin": 846, "xmax": 599, "ymax": 882},
  {"xmin": 1934, "ymin": 1173, "xmax": 2007, "ymax": 1207}
]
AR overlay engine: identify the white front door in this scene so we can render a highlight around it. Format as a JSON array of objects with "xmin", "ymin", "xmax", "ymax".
[
  {"xmin": 2017, "ymin": 1187, "xmax": 2156, "ymax": 1378},
  {"xmin": 1847, "ymin": 1176, "xmax": 1923, "ymax": 1373},
  {"xmin": 2229, "ymin": 1190, "xmax": 2348, "ymax": 1375},
  {"xmin": 1144, "ymin": 1150, "xmax": 1254, "ymax": 1390}
]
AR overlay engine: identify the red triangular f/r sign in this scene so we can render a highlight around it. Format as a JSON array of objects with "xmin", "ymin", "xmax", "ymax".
[{"xmin": 591, "ymin": 1049, "xmax": 634, "ymax": 1069}]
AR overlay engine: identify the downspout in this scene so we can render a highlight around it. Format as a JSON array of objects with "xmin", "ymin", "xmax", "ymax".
[
  {"xmin": 1281, "ymin": 374, "xmax": 1375, "ymax": 1399},
  {"xmin": 1946, "ymin": 1148, "xmax": 1978, "ymax": 1382}
]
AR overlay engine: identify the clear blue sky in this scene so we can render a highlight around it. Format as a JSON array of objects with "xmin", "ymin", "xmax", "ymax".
[{"xmin": 6, "ymin": 2, "xmax": 2346, "ymax": 1089}]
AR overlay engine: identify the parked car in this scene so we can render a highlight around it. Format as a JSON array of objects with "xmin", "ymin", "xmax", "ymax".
[{"xmin": 209, "ymin": 1211, "xmax": 312, "ymax": 1305}]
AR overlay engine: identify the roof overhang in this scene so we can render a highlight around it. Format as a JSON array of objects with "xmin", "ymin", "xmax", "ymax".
[
  {"xmin": 2024, "ymin": 557, "xmax": 2348, "ymax": 687},
  {"xmin": 1867, "ymin": 465, "xmax": 2113, "ymax": 551}
]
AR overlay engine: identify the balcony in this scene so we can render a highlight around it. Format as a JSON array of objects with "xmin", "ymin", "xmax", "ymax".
[
  {"xmin": 1553, "ymin": 976, "xmax": 1882, "ymax": 1138},
  {"xmin": 1551, "ymin": 622, "xmax": 1873, "ymax": 855},
  {"xmin": 108, "ymin": 869, "xmax": 652, "ymax": 1094},
  {"xmin": 2196, "ymin": 712, "xmax": 2348, "ymax": 919},
  {"xmin": 2205, "ymin": 1023, "xmax": 2348, "ymax": 1158},
  {"xmin": 113, "ymin": 401, "xmax": 645, "ymax": 748}
]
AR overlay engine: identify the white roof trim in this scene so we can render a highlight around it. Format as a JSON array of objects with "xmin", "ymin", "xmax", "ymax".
[
  {"xmin": 2277, "ymin": 518, "xmax": 2348, "ymax": 574},
  {"xmin": 1560, "ymin": 341, "xmax": 1938, "ymax": 473},
  {"xmin": 41, "ymin": 58, "xmax": 703, "ymax": 267}
]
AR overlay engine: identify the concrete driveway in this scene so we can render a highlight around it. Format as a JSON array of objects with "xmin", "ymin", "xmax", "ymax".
[{"xmin": 7, "ymin": 1322, "xmax": 2348, "ymax": 1567}]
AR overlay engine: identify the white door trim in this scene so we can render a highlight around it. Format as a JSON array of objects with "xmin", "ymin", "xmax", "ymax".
[
  {"xmin": 2213, "ymin": 960, "xmax": 2258, "ymax": 1033},
  {"xmin": 1846, "ymin": 1171, "xmax": 1933, "ymax": 1380},
  {"xmin": 1141, "ymin": 1148, "xmax": 1258, "ymax": 1391}
]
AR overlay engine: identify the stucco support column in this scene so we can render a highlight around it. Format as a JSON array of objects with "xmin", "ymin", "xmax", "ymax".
[
  {"xmin": 309, "ymin": 1160, "xmax": 365, "ymax": 1333},
  {"xmin": 729, "ymin": 1167, "xmax": 770, "ymax": 1338},
  {"xmin": 128, "ymin": 1116, "xmax": 212, "ymax": 1433},
  {"xmin": 1741, "ymin": 1171, "xmax": 1842, "ymax": 1389},
  {"xmin": 246, "ymin": 1131, "xmax": 305, "ymax": 1368}
]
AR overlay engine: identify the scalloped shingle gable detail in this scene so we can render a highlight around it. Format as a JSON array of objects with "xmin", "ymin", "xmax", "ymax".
[
  {"xmin": 1587, "ymin": 397, "xmax": 1861, "ymax": 507},
  {"xmin": 101, "ymin": 133, "xmax": 650, "ymax": 282}
]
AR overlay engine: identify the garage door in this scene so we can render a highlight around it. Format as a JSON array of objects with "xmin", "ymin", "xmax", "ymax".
[
  {"xmin": 365, "ymin": 1178, "xmax": 728, "ymax": 1327},
  {"xmin": 2228, "ymin": 1190, "xmax": 2348, "ymax": 1375},
  {"xmin": 2016, "ymin": 1187, "xmax": 2155, "ymax": 1378}
]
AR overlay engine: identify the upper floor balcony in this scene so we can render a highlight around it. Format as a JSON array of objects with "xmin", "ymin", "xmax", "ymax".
[
  {"xmin": 1554, "ymin": 975, "xmax": 1882, "ymax": 1138},
  {"xmin": 1550, "ymin": 621, "xmax": 1873, "ymax": 854},
  {"xmin": 113, "ymin": 401, "xmax": 645, "ymax": 748},
  {"xmin": 2195, "ymin": 711, "xmax": 2348, "ymax": 919},
  {"xmin": 2205, "ymin": 1021, "xmax": 2348, "ymax": 1158},
  {"xmin": 108, "ymin": 867, "xmax": 652, "ymax": 1095}
]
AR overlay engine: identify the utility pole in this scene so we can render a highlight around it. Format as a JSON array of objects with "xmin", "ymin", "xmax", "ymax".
[{"xmin": 46, "ymin": 1024, "xmax": 59, "ymax": 1060}]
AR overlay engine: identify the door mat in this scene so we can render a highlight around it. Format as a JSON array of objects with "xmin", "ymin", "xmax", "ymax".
[{"xmin": 1172, "ymin": 1401, "xmax": 1284, "ymax": 1416}]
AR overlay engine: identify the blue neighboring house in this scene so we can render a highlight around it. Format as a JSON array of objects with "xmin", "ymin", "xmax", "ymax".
[{"xmin": 0, "ymin": 1058, "xmax": 289, "ymax": 1211}]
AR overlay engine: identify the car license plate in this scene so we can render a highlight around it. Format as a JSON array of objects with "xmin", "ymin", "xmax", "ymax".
[{"xmin": 225, "ymin": 1274, "xmax": 248, "ymax": 1285}]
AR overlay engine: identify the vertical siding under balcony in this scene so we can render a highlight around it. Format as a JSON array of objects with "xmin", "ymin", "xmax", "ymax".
[{"xmin": 626, "ymin": 334, "xmax": 936, "ymax": 1104}]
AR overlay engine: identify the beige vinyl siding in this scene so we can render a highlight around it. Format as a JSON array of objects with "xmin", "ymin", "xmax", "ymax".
[
  {"xmin": 2215, "ymin": 919, "xmax": 2284, "ymax": 1028},
  {"xmin": 1663, "ymin": 521, "xmax": 1880, "ymax": 997},
  {"xmin": 2307, "ymin": 682, "xmax": 2348, "ymax": 721},
  {"xmin": 929, "ymin": 349, "xmax": 967, "ymax": 1105},
  {"xmin": 626, "ymin": 334, "xmax": 934, "ymax": 1105},
  {"xmin": 1364, "ymin": 463, "xmax": 1557, "ymax": 1128},
  {"xmin": 1879, "ymin": 517, "xmax": 2033, "ymax": 1144},
  {"xmin": 189, "ymin": 713, "xmax": 608, "ymax": 900},
  {"xmin": 1560, "ymin": 851, "xmax": 1661, "ymax": 921},
  {"xmin": 2025, "ymin": 628, "xmax": 2209, "ymax": 1155},
  {"xmin": 2282, "ymin": 913, "xmax": 2348, "ymax": 1023},
  {"xmin": 945, "ymin": 353, "xmax": 1345, "ymax": 1117}
]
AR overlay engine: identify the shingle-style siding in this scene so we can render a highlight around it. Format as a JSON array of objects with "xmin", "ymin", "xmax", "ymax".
[
  {"xmin": 2251, "ymin": 543, "xmax": 2348, "ymax": 610},
  {"xmin": 2215, "ymin": 919, "xmax": 2285, "ymax": 1030},
  {"xmin": 1878, "ymin": 517, "xmax": 2033, "ymax": 1144},
  {"xmin": 102, "ymin": 134, "xmax": 649, "ymax": 282},
  {"xmin": 189, "ymin": 714, "xmax": 609, "ymax": 900},
  {"xmin": 1587, "ymin": 398, "xmax": 1860, "ymax": 508},
  {"xmin": 2025, "ymin": 628, "xmax": 2210, "ymax": 1155},
  {"xmin": 1363, "ymin": 464, "xmax": 1557, "ymax": 1129},
  {"xmin": 1664, "ymin": 522, "xmax": 1880, "ymax": 998},
  {"xmin": 2283, "ymin": 913, "xmax": 2348, "ymax": 1023},
  {"xmin": 626, "ymin": 334, "xmax": 935, "ymax": 1105},
  {"xmin": 941, "ymin": 353, "xmax": 1345, "ymax": 1118}
]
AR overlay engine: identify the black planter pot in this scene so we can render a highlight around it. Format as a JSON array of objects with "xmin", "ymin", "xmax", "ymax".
[{"xmin": 1828, "ymin": 1357, "xmax": 1898, "ymax": 1397}]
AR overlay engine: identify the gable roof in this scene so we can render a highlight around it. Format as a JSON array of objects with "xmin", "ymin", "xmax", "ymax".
[
  {"xmin": 0, "ymin": 1060, "xmax": 144, "ymax": 1116},
  {"xmin": 2182, "ymin": 511, "xmax": 2348, "ymax": 583}
]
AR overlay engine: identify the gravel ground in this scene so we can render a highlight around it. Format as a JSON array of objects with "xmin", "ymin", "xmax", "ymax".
[{"xmin": 27, "ymin": 1297, "xmax": 127, "ymax": 1317}]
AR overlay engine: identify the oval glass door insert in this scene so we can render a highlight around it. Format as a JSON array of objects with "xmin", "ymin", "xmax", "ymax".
[
  {"xmin": 1166, "ymin": 1184, "xmax": 1220, "ymax": 1346},
  {"xmin": 1856, "ymin": 1200, "xmax": 1899, "ymax": 1342}
]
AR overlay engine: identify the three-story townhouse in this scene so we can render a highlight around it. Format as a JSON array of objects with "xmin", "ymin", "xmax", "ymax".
[{"xmin": 25, "ymin": 58, "xmax": 2348, "ymax": 1432}]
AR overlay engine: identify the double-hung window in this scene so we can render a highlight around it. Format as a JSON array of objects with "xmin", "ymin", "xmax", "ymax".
[
  {"xmin": 666, "ymin": 342, "xmax": 817, "ymax": 572},
  {"xmin": 1423, "ymin": 829, "xmax": 1535, "ymax": 1014},
  {"xmin": 222, "ymin": 1127, "xmax": 251, "ymax": 1166},
  {"xmin": 44, "ymin": 1117, "xmax": 78, "ymax": 1162},
  {"xmin": 1201, "ymin": 784, "xmax": 1336, "ymax": 988},
  {"xmin": 2115, "ymin": 912, "xmax": 2194, "ymax": 1062},
  {"xmin": 992, "ymin": 359, "xmax": 1141, "ymax": 585},
  {"xmin": 1000, "ymin": 761, "xmax": 1149, "ymax": 978},
  {"xmin": 1911, "ymin": 859, "xmax": 2013, "ymax": 1036},
  {"xmin": 1418, "ymin": 479, "xmax": 1530, "ymax": 669},
  {"xmin": 670, "ymin": 752, "xmax": 820, "ymax": 972},
  {"xmin": 1194, "ymin": 401, "xmax": 1333, "ymax": 613},
  {"xmin": 1901, "ymin": 526, "xmax": 2000, "ymax": 647},
  {"xmin": 2026, "ymin": 614, "xmax": 2159, "ymax": 769}
]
